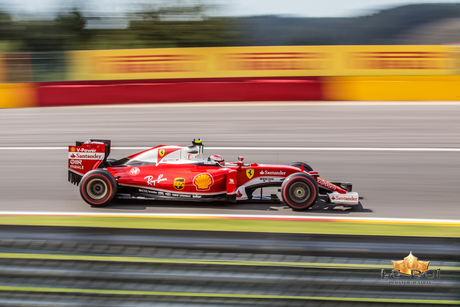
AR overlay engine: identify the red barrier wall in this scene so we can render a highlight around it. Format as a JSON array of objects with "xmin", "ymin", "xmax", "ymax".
[{"xmin": 36, "ymin": 77, "xmax": 323, "ymax": 107}]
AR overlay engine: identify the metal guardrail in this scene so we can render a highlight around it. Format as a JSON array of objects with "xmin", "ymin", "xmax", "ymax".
[
  {"xmin": 29, "ymin": 52, "xmax": 68, "ymax": 82},
  {"xmin": 2, "ymin": 52, "xmax": 68, "ymax": 83},
  {"xmin": 0, "ymin": 226, "xmax": 458, "ymax": 306}
]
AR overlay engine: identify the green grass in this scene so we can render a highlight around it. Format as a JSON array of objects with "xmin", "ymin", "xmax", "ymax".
[{"xmin": 0, "ymin": 215, "xmax": 459, "ymax": 237}]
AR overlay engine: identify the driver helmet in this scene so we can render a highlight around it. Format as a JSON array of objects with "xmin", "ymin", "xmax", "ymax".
[{"xmin": 208, "ymin": 154, "xmax": 224, "ymax": 165}]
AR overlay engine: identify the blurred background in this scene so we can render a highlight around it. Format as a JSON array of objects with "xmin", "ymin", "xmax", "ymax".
[
  {"xmin": 0, "ymin": 0, "xmax": 458, "ymax": 108},
  {"xmin": 0, "ymin": 0, "xmax": 458, "ymax": 83}
]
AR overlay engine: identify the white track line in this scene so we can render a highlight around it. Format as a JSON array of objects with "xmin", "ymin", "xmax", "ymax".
[
  {"xmin": 1, "ymin": 147, "xmax": 460, "ymax": 152},
  {"xmin": 208, "ymin": 147, "xmax": 460, "ymax": 152},
  {"xmin": 0, "ymin": 211, "xmax": 458, "ymax": 224},
  {"xmin": 50, "ymin": 101, "xmax": 460, "ymax": 108}
]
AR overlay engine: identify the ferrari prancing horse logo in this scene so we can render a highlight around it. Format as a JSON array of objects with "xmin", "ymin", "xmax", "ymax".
[
  {"xmin": 246, "ymin": 169, "xmax": 254, "ymax": 179},
  {"xmin": 159, "ymin": 149, "xmax": 166, "ymax": 157}
]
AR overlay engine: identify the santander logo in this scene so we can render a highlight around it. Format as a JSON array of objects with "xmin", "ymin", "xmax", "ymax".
[{"xmin": 331, "ymin": 195, "xmax": 358, "ymax": 201}]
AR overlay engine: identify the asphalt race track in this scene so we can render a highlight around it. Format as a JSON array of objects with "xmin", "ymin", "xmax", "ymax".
[{"xmin": 1, "ymin": 101, "xmax": 460, "ymax": 220}]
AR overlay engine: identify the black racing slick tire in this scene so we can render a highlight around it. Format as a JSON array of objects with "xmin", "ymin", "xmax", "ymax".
[
  {"xmin": 289, "ymin": 162, "xmax": 314, "ymax": 172},
  {"xmin": 79, "ymin": 170, "xmax": 117, "ymax": 206},
  {"xmin": 281, "ymin": 172, "xmax": 318, "ymax": 210}
]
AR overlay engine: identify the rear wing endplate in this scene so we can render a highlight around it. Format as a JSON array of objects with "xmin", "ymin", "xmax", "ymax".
[{"xmin": 68, "ymin": 139, "xmax": 111, "ymax": 184}]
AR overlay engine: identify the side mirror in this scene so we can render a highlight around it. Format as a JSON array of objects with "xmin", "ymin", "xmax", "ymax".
[{"xmin": 238, "ymin": 156, "xmax": 244, "ymax": 162}]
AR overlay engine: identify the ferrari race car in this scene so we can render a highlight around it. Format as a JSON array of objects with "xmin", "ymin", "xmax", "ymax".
[{"xmin": 68, "ymin": 139, "xmax": 359, "ymax": 210}]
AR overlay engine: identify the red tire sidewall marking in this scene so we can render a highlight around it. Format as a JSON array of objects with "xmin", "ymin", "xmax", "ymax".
[
  {"xmin": 282, "ymin": 176, "xmax": 317, "ymax": 209},
  {"xmin": 81, "ymin": 174, "xmax": 113, "ymax": 205}
]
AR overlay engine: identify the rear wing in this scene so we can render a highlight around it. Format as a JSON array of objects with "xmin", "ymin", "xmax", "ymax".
[{"xmin": 68, "ymin": 140, "xmax": 111, "ymax": 185}]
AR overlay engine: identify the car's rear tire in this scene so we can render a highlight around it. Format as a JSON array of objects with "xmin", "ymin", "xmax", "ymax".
[
  {"xmin": 290, "ymin": 162, "xmax": 314, "ymax": 172},
  {"xmin": 281, "ymin": 172, "xmax": 318, "ymax": 210},
  {"xmin": 79, "ymin": 170, "xmax": 117, "ymax": 206}
]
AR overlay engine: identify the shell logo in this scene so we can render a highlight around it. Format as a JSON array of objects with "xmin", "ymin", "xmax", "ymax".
[
  {"xmin": 70, "ymin": 147, "xmax": 76, "ymax": 152},
  {"xmin": 193, "ymin": 173, "xmax": 214, "ymax": 191}
]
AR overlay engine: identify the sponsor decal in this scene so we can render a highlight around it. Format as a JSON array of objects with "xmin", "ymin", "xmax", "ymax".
[
  {"xmin": 70, "ymin": 147, "xmax": 76, "ymax": 152},
  {"xmin": 69, "ymin": 152, "xmax": 105, "ymax": 160},
  {"xmin": 193, "ymin": 173, "xmax": 214, "ymax": 190},
  {"xmin": 76, "ymin": 148, "xmax": 97, "ymax": 153},
  {"xmin": 260, "ymin": 170, "xmax": 286, "ymax": 176},
  {"xmin": 69, "ymin": 159, "xmax": 84, "ymax": 169},
  {"xmin": 174, "ymin": 178, "xmax": 185, "ymax": 190},
  {"xmin": 164, "ymin": 158, "xmax": 179, "ymax": 162},
  {"xmin": 156, "ymin": 148, "xmax": 181, "ymax": 163},
  {"xmin": 330, "ymin": 194, "xmax": 358, "ymax": 202},
  {"xmin": 139, "ymin": 189, "xmax": 156, "ymax": 194},
  {"xmin": 137, "ymin": 189, "xmax": 201, "ymax": 199},
  {"xmin": 70, "ymin": 165, "xmax": 84, "ymax": 170},
  {"xmin": 228, "ymin": 178, "xmax": 235, "ymax": 184},
  {"xmin": 145, "ymin": 174, "xmax": 167, "ymax": 186},
  {"xmin": 94, "ymin": 54, "xmax": 202, "ymax": 75},
  {"xmin": 261, "ymin": 178, "xmax": 275, "ymax": 183},
  {"xmin": 246, "ymin": 169, "xmax": 254, "ymax": 179},
  {"xmin": 381, "ymin": 252, "xmax": 440, "ymax": 282},
  {"xmin": 222, "ymin": 52, "xmax": 330, "ymax": 71},
  {"xmin": 349, "ymin": 51, "xmax": 447, "ymax": 70},
  {"xmin": 317, "ymin": 178, "xmax": 337, "ymax": 191},
  {"xmin": 129, "ymin": 167, "xmax": 140, "ymax": 176}
]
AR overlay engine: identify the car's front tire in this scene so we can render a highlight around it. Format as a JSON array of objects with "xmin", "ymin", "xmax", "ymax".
[
  {"xmin": 281, "ymin": 172, "xmax": 318, "ymax": 210},
  {"xmin": 79, "ymin": 170, "xmax": 117, "ymax": 206}
]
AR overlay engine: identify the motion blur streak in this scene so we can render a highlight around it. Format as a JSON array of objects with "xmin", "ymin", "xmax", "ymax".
[
  {"xmin": 324, "ymin": 76, "xmax": 460, "ymax": 101},
  {"xmin": 1, "ymin": 103, "xmax": 460, "ymax": 219},
  {"xmin": 0, "ymin": 83, "xmax": 37, "ymax": 108},
  {"xmin": 0, "ymin": 211, "xmax": 459, "ymax": 224},
  {"xmin": 1, "ymin": 2, "xmax": 460, "ymax": 306},
  {"xmin": 0, "ymin": 226, "xmax": 458, "ymax": 306},
  {"xmin": 3, "ymin": 146, "xmax": 460, "ymax": 151}
]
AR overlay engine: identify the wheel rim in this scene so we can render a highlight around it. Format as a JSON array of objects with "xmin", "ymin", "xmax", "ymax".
[
  {"xmin": 86, "ymin": 178, "xmax": 108, "ymax": 200},
  {"xmin": 289, "ymin": 181, "xmax": 311, "ymax": 204}
]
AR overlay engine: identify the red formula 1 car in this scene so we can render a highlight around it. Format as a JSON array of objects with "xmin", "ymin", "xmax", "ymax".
[{"xmin": 68, "ymin": 139, "xmax": 359, "ymax": 210}]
